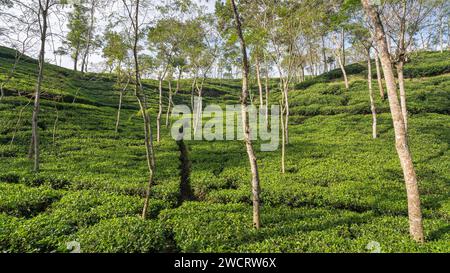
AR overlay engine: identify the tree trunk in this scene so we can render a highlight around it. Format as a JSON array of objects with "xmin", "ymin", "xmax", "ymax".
[
  {"xmin": 300, "ymin": 65, "xmax": 305, "ymax": 82},
  {"xmin": 341, "ymin": 28, "xmax": 346, "ymax": 66},
  {"xmin": 396, "ymin": 61, "xmax": 408, "ymax": 132},
  {"xmin": 255, "ymin": 56, "xmax": 264, "ymax": 107},
  {"xmin": 447, "ymin": 17, "xmax": 450, "ymax": 50},
  {"xmin": 274, "ymin": 61, "xmax": 290, "ymax": 146},
  {"xmin": 31, "ymin": 1, "xmax": 49, "ymax": 172},
  {"xmin": 439, "ymin": 15, "xmax": 443, "ymax": 53},
  {"xmin": 282, "ymin": 79, "xmax": 289, "ymax": 145},
  {"xmin": 387, "ymin": 32, "xmax": 392, "ymax": 54},
  {"xmin": 138, "ymin": 91, "xmax": 156, "ymax": 219},
  {"xmin": 367, "ymin": 49, "xmax": 377, "ymax": 139},
  {"xmin": 193, "ymin": 76, "xmax": 205, "ymax": 136},
  {"xmin": 337, "ymin": 50, "xmax": 349, "ymax": 89},
  {"xmin": 115, "ymin": 77, "xmax": 129, "ymax": 134},
  {"xmin": 374, "ymin": 52, "xmax": 385, "ymax": 100},
  {"xmin": 0, "ymin": 81, "xmax": 4, "ymax": 101},
  {"xmin": 231, "ymin": 0, "xmax": 261, "ymax": 229},
  {"xmin": 280, "ymin": 101, "xmax": 285, "ymax": 174},
  {"xmin": 52, "ymin": 98, "xmax": 59, "ymax": 149},
  {"xmin": 81, "ymin": 50, "xmax": 87, "ymax": 73},
  {"xmin": 333, "ymin": 33, "xmax": 349, "ymax": 89},
  {"xmin": 265, "ymin": 57, "xmax": 270, "ymax": 127},
  {"xmin": 308, "ymin": 45, "xmax": 315, "ymax": 76},
  {"xmin": 115, "ymin": 91, "xmax": 123, "ymax": 134},
  {"xmin": 81, "ymin": 0, "xmax": 96, "ymax": 74},
  {"xmin": 321, "ymin": 35, "xmax": 328, "ymax": 73},
  {"xmin": 166, "ymin": 69, "xmax": 182, "ymax": 128},
  {"xmin": 362, "ymin": 0, "xmax": 424, "ymax": 243},
  {"xmin": 165, "ymin": 79, "xmax": 172, "ymax": 127},
  {"xmin": 157, "ymin": 77, "xmax": 163, "ymax": 142},
  {"xmin": 73, "ymin": 43, "xmax": 79, "ymax": 72},
  {"xmin": 190, "ymin": 76, "xmax": 197, "ymax": 110}
]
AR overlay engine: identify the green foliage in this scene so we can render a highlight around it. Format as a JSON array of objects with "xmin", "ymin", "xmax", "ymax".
[
  {"xmin": 71, "ymin": 217, "xmax": 174, "ymax": 253},
  {"xmin": 160, "ymin": 204, "xmax": 449, "ymax": 253},
  {"xmin": 238, "ymin": 215, "xmax": 450, "ymax": 253},
  {"xmin": 160, "ymin": 202, "xmax": 255, "ymax": 252},
  {"xmin": 102, "ymin": 30, "xmax": 129, "ymax": 70},
  {"xmin": 66, "ymin": 3, "xmax": 90, "ymax": 65},
  {"xmin": 296, "ymin": 63, "xmax": 367, "ymax": 89},
  {"xmin": 2, "ymin": 190, "xmax": 170, "ymax": 252},
  {"xmin": 0, "ymin": 46, "xmax": 449, "ymax": 253},
  {"xmin": 0, "ymin": 184, "xmax": 61, "ymax": 218},
  {"xmin": 0, "ymin": 214, "xmax": 21, "ymax": 250}
]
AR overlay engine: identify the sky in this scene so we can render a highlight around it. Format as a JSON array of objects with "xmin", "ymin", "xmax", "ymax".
[{"xmin": 0, "ymin": 0, "xmax": 216, "ymax": 72}]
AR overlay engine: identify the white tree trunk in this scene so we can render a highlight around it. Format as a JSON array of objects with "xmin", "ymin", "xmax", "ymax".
[
  {"xmin": 367, "ymin": 49, "xmax": 377, "ymax": 139},
  {"xmin": 157, "ymin": 76, "xmax": 163, "ymax": 142},
  {"xmin": 165, "ymin": 80, "xmax": 173, "ymax": 128},
  {"xmin": 115, "ymin": 77, "xmax": 129, "ymax": 134},
  {"xmin": 337, "ymin": 51, "xmax": 349, "ymax": 89},
  {"xmin": 374, "ymin": 52, "xmax": 385, "ymax": 100},
  {"xmin": 280, "ymin": 102, "xmax": 286, "ymax": 174},
  {"xmin": 255, "ymin": 57, "xmax": 264, "ymax": 107}
]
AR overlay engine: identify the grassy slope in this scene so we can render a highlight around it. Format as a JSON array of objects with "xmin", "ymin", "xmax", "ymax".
[{"xmin": 0, "ymin": 46, "xmax": 449, "ymax": 253}]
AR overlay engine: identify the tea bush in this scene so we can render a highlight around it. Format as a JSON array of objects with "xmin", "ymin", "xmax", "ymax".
[
  {"xmin": 0, "ymin": 214, "xmax": 21, "ymax": 251},
  {"xmin": 70, "ymin": 217, "xmax": 174, "ymax": 253},
  {"xmin": 160, "ymin": 202, "xmax": 256, "ymax": 252},
  {"xmin": 0, "ymin": 184, "xmax": 62, "ymax": 217},
  {"xmin": 0, "ymin": 47, "xmax": 449, "ymax": 253}
]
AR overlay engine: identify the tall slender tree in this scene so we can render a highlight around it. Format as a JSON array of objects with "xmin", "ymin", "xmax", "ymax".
[
  {"xmin": 28, "ymin": 0, "xmax": 58, "ymax": 172},
  {"xmin": 67, "ymin": 2, "xmax": 89, "ymax": 72},
  {"xmin": 121, "ymin": 0, "xmax": 156, "ymax": 219},
  {"xmin": 350, "ymin": 21, "xmax": 377, "ymax": 139},
  {"xmin": 361, "ymin": 0, "xmax": 424, "ymax": 243},
  {"xmin": 381, "ymin": 0, "xmax": 436, "ymax": 132},
  {"xmin": 374, "ymin": 47, "xmax": 385, "ymax": 100},
  {"xmin": 102, "ymin": 29, "xmax": 129, "ymax": 133},
  {"xmin": 230, "ymin": 0, "xmax": 261, "ymax": 229},
  {"xmin": 80, "ymin": 0, "xmax": 101, "ymax": 73}
]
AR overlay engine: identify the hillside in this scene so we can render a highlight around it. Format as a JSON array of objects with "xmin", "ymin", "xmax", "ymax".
[{"xmin": 0, "ymin": 46, "xmax": 449, "ymax": 253}]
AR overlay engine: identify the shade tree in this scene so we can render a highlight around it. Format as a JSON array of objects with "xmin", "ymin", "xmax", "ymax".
[
  {"xmin": 67, "ymin": 2, "xmax": 89, "ymax": 72},
  {"xmin": 361, "ymin": 0, "xmax": 424, "ymax": 243}
]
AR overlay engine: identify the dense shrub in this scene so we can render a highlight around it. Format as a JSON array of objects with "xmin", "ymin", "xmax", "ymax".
[
  {"xmin": 0, "ymin": 145, "xmax": 17, "ymax": 157},
  {"xmin": 205, "ymin": 188, "xmax": 251, "ymax": 204},
  {"xmin": 0, "ymin": 184, "xmax": 61, "ymax": 217},
  {"xmin": 404, "ymin": 51, "xmax": 450, "ymax": 78},
  {"xmin": 20, "ymin": 173, "xmax": 71, "ymax": 190},
  {"xmin": 70, "ymin": 217, "xmax": 174, "ymax": 253},
  {"xmin": 52, "ymin": 190, "xmax": 169, "ymax": 223},
  {"xmin": 3, "ymin": 190, "xmax": 170, "ymax": 252},
  {"xmin": 404, "ymin": 63, "xmax": 450, "ymax": 78},
  {"xmin": 0, "ymin": 214, "xmax": 21, "ymax": 251},
  {"xmin": 242, "ymin": 210, "xmax": 448, "ymax": 253},
  {"xmin": 0, "ymin": 172, "xmax": 20, "ymax": 183},
  {"xmin": 8, "ymin": 211, "xmax": 76, "ymax": 252},
  {"xmin": 160, "ymin": 202, "xmax": 256, "ymax": 252},
  {"xmin": 150, "ymin": 180, "xmax": 181, "ymax": 206}
]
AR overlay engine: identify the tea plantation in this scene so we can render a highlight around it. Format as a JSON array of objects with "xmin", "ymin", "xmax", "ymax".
[{"xmin": 0, "ymin": 46, "xmax": 449, "ymax": 253}]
